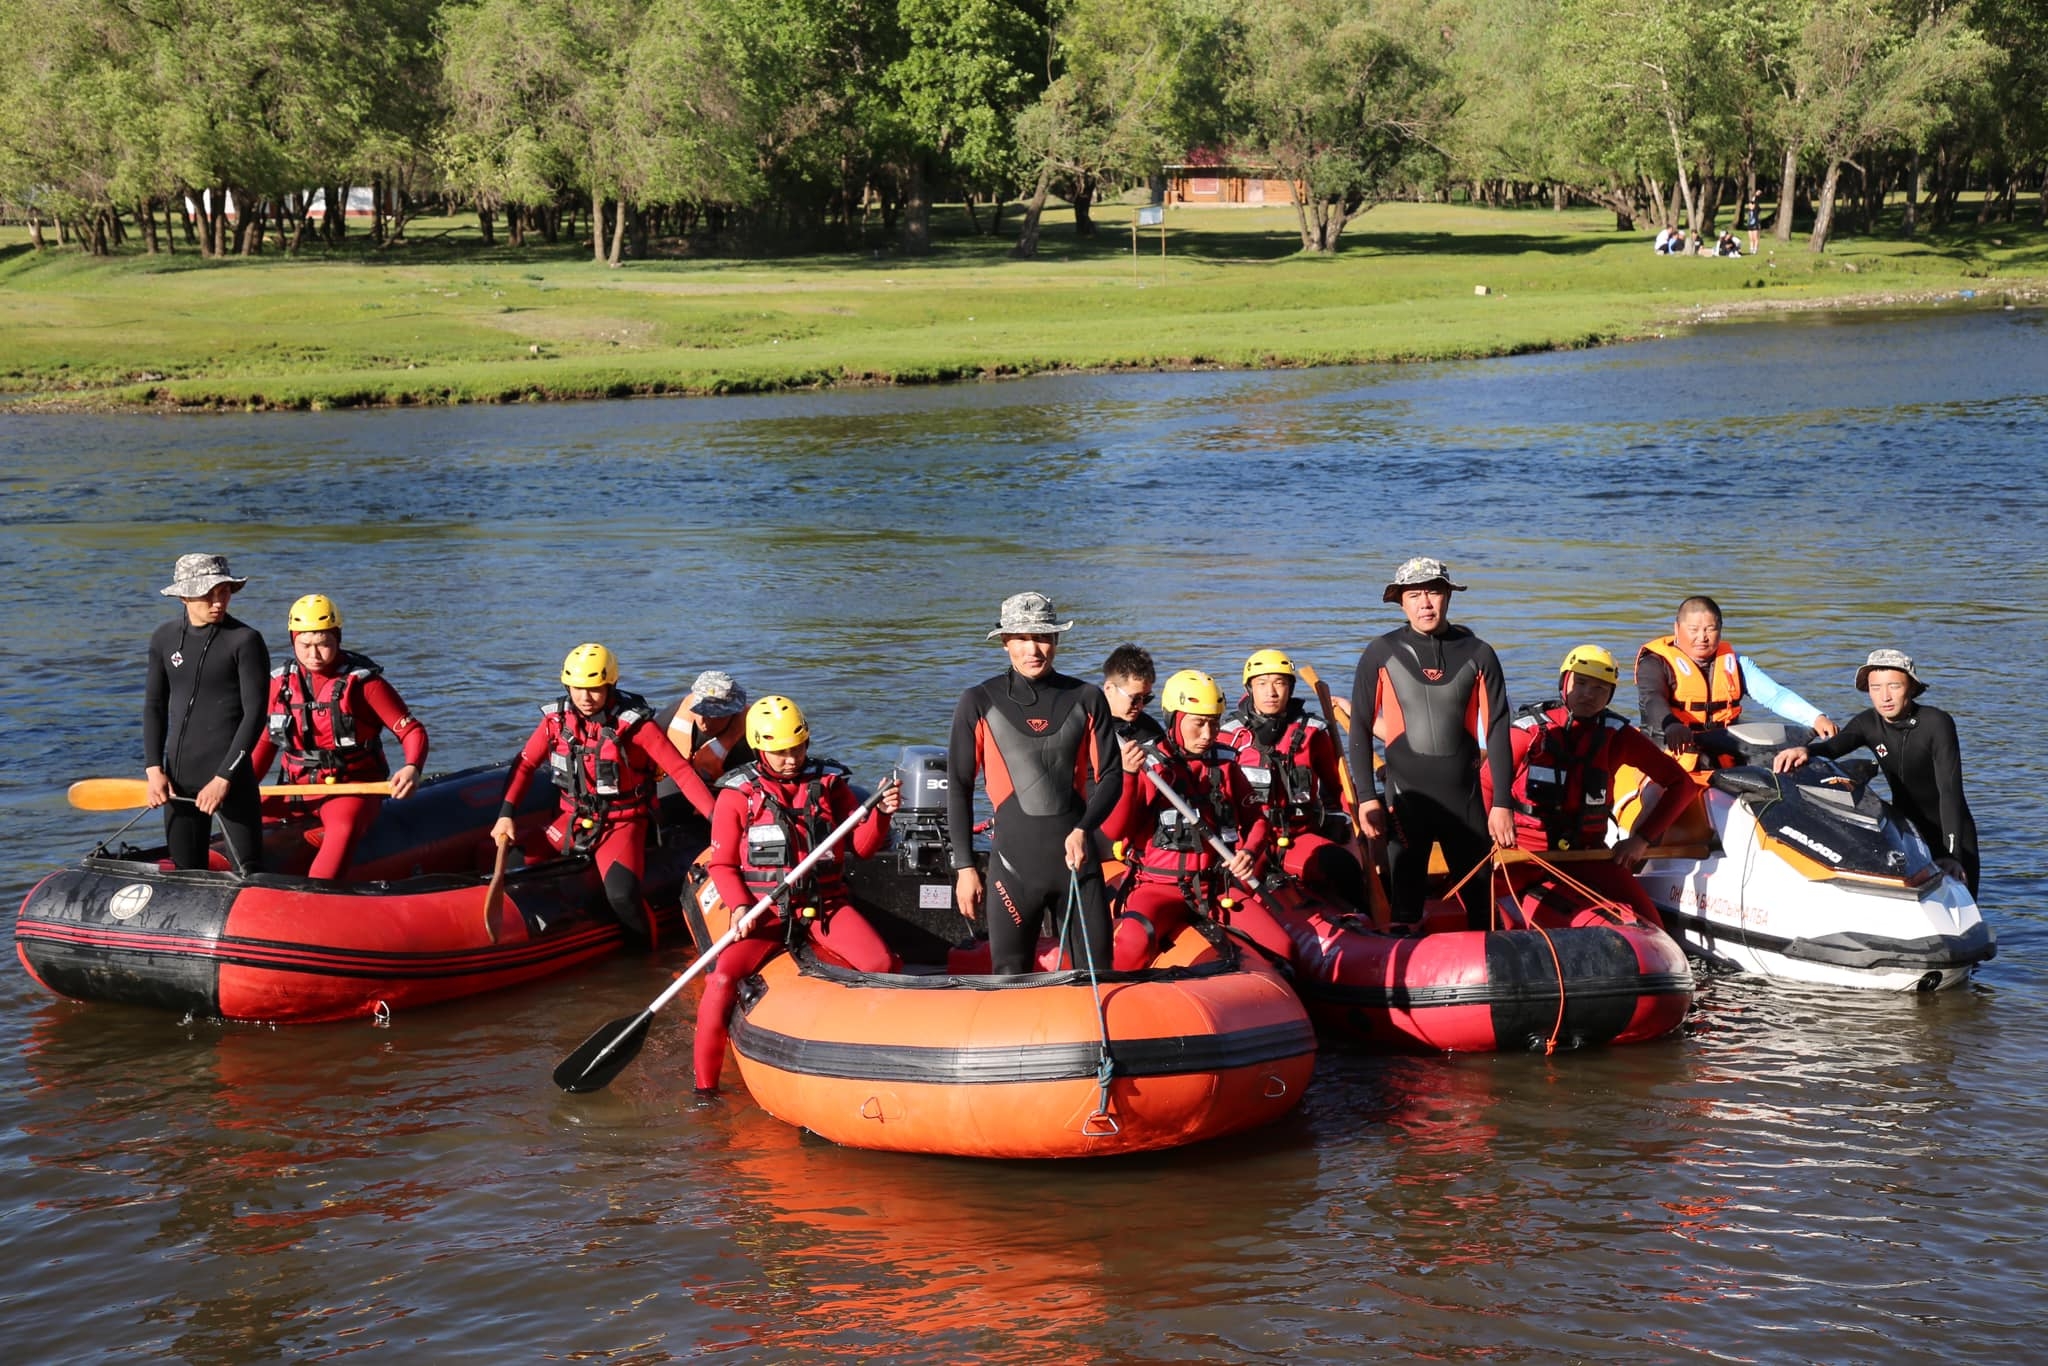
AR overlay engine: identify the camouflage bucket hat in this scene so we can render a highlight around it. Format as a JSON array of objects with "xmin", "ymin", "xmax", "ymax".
[
  {"xmin": 159, "ymin": 553, "xmax": 248, "ymax": 599},
  {"xmin": 1854, "ymin": 648, "xmax": 1927, "ymax": 696},
  {"xmin": 688, "ymin": 669, "xmax": 748, "ymax": 717},
  {"xmin": 1381, "ymin": 556, "xmax": 1468, "ymax": 604},
  {"xmin": 986, "ymin": 591, "xmax": 1075, "ymax": 640}
]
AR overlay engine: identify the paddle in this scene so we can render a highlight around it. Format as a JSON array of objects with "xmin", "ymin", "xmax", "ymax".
[
  {"xmin": 552, "ymin": 776, "xmax": 899, "ymax": 1095},
  {"xmin": 482, "ymin": 832, "xmax": 513, "ymax": 946},
  {"xmin": 1297, "ymin": 663, "xmax": 1393, "ymax": 922},
  {"xmin": 69, "ymin": 777, "xmax": 395, "ymax": 811}
]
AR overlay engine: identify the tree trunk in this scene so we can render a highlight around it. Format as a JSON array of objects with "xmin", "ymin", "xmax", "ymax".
[
  {"xmin": 900, "ymin": 160, "xmax": 931, "ymax": 253},
  {"xmin": 506, "ymin": 203, "xmax": 524, "ymax": 247},
  {"xmin": 478, "ymin": 204, "xmax": 495, "ymax": 246},
  {"xmin": 1808, "ymin": 159, "xmax": 1844, "ymax": 251},
  {"xmin": 988, "ymin": 191, "xmax": 1005, "ymax": 237},
  {"xmin": 1774, "ymin": 141, "xmax": 1799, "ymax": 241},
  {"xmin": 372, "ymin": 173, "xmax": 387, "ymax": 244},
  {"xmin": 28, "ymin": 210, "xmax": 44, "ymax": 250},
  {"xmin": 1073, "ymin": 174, "xmax": 1096, "ymax": 236},
  {"xmin": 607, "ymin": 197, "xmax": 628, "ymax": 266},
  {"xmin": 593, "ymin": 193, "xmax": 607, "ymax": 262},
  {"xmin": 288, "ymin": 194, "xmax": 309, "ymax": 254},
  {"xmin": 1695, "ymin": 159, "xmax": 1722, "ymax": 236},
  {"xmin": 273, "ymin": 198, "xmax": 291, "ymax": 254},
  {"xmin": 1662, "ymin": 105, "xmax": 1698, "ymax": 231},
  {"xmin": 1901, "ymin": 148, "xmax": 1920, "ymax": 237},
  {"xmin": 1011, "ymin": 164, "xmax": 1053, "ymax": 259},
  {"xmin": 139, "ymin": 200, "xmax": 159, "ymax": 254},
  {"xmin": 962, "ymin": 191, "xmax": 981, "ymax": 235},
  {"xmin": 1552, "ymin": 183, "xmax": 1570, "ymax": 211},
  {"xmin": 324, "ymin": 184, "xmax": 344, "ymax": 244}
]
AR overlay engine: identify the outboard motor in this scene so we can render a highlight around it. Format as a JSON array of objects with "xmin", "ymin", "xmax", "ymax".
[{"xmin": 842, "ymin": 745, "xmax": 977, "ymax": 963}]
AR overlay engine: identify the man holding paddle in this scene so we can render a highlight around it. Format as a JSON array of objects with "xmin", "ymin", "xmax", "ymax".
[
  {"xmin": 143, "ymin": 553, "xmax": 270, "ymax": 872},
  {"xmin": 248, "ymin": 594, "xmax": 429, "ymax": 880}
]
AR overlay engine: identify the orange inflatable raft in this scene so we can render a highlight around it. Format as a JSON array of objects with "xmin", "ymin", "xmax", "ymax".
[{"xmin": 688, "ymin": 871, "xmax": 1317, "ymax": 1159}]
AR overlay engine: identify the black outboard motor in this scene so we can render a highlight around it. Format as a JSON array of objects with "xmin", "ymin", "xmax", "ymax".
[{"xmin": 843, "ymin": 745, "xmax": 980, "ymax": 963}]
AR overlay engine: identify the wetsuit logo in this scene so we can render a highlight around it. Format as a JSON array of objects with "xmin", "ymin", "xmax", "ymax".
[
  {"xmin": 169, "ymin": 651, "xmax": 184, "ymax": 668},
  {"xmin": 1875, "ymin": 744, "xmax": 1890, "ymax": 758},
  {"xmin": 1027, "ymin": 718, "xmax": 1050, "ymax": 733},
  {"xmin": 1422, "ymin": 668, "xmax": 1444, "ymax": 681}
]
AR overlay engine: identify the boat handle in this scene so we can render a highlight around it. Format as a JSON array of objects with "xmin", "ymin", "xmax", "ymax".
[
  {"xmin": 1081, "ymin": 1111, "xmax": 1120, "ymax": 1138},
  {"xmin": 861, "ymin": 1096, "xmax": 883, "ymax": 1121},
  {"xmin": 1263, "ymin": 1074, "xmax": 1288, "ymax": 1099}
]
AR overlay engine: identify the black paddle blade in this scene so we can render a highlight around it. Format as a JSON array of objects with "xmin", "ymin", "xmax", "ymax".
[{"xmin": 553, "ymin": 1011, "xmax": 653, "ymax": 1093}]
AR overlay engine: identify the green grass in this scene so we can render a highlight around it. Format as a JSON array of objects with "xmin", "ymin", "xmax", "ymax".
[{"xmin": 2, "ymin": 201, "xmax": 2042, "ymax": 411}]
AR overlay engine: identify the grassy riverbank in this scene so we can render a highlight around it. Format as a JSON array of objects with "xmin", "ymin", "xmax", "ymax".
[{"xmin": 3, "ymin": 203, "xmax": 2043, "ymax": 411}]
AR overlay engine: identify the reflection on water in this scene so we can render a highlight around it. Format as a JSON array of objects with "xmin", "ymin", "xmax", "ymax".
[{"xmin": 3, "ymin": 307, "xmax": 2046, "ymax": 1360}]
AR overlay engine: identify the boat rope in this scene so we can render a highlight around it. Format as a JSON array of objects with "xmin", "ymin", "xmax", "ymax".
[
  {"xmin": 1060, "ymin": 868, "xmax": 1118, "ymax": 1137},
  {"xmin": 1511, "ymin": 849, "xmax": 1629, "ymax": 926}
]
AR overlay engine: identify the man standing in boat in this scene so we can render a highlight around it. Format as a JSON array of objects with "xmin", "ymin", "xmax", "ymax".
[
  {"xmin": 1102, "ymin": 643, "xmax": 1165, "ymax": 744},
  {"xmin": 143, "ymin": 553, "xmax": 270, "ymax": 872},
  {"xmin": 1771, "ymin": 649, "xmax": 1980, "ymax": 897},
  {"xmin": 949, "ymin": 592, "xmax": 1123, "ymax": 974},
  {"xmin": 491, "ymin": 644, "xmax": 717, "ymax": 950},
  {"xmin": 1482, "ymin": 645, "xmax": 1699, "ymax": 920},
  {"xmin": 1348, "ymin": 557, "xmax": 1516, "ymax": 931},
  {"xmin": 248, "ymin": 593, "xmax": 430, "ymax": 880},
  {"xmin": 1636, "ymin": 595, "xmax": 1837, "ymax": 769}
]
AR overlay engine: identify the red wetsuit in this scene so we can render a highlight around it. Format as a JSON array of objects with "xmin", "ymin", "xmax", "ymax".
[
  {"xmin": 250, "ymin": 653, "xmax": 429, "ymax": 880},
  {"xmin": 1481, "ymin": 702, "xmax": 1696, "ymax": 922},
  {"xmin": 695, "ymin": 760, "xmax": 898, "ymax": 1090},
  {"xmin": 500, "ymin": 690, "xmax": 715, "ymax": 948},
  {"xmin": 1102, "ymin": 735, "xmax": 1291, "ymax": 971},
  {"xmin": 1217, "ymin": 699, "xmax": 1365, "ymax": 910}
]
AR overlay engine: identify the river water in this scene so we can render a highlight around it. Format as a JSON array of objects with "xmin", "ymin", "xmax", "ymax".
[{"xmin": 2, "ymin": 306, "xmax": 2044, "ymax": 1361}]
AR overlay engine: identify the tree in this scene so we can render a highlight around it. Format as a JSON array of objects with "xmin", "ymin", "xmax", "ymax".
[{"xmin": 1229, "ymin": 0, "xmax": 1456, "ymax": 253}]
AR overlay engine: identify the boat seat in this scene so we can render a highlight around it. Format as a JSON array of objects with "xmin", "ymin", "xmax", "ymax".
[{"xmin": 1709, "ymin": 766, "xmax": 1782, "ymax": 799}]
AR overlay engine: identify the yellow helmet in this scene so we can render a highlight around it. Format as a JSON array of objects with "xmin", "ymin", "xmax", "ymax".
[
  {"xmin": 1162, "ymin": 669, "xmax": 1225, "ymax": 718},
  {"xmin": 1241, "ymin": 648, "xmax": 1297, "ymax": 687},
  {"xmin": 746, "ymin": 695, "xmax": 810, "ymax": 752},
  {"xmin": 287, "ymin": 594, "xmax": 341, "ymax": 635},
  {"xmin": 560, "ymin": 643, "xmax": 619, "ymax": 688},
  {"xmin": 1560, "ymin": 644, "xmax": 1619, "ymax": 686}
]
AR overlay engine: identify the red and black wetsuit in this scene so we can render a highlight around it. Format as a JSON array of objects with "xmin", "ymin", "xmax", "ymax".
[
  {"xmin": 1349, "ymin": 624, "xmax": 1514, "ymax": 929},
  {"xmin": 250, "ymin": 652, "xmax": 429, "ymax": 880},
  {"xmin": 1482, "ymin": 702, "xmax": 1696, "ymax": 922},
  {"xmin": 1218, "ymin": 698, "xmax": 1366, "ymax": 910},
  {"xmin": 144, "ymin": 614, "xmax": 270, "ymax": 872},
  {"xmin": 1102, "ymin": 736, "xmax": 1292, "ymax": 971},
  {"xmin": 1805, "ymin": 703, "xmax": 1979, "ymax": 896},
  {"xmin": 694, "ymin": 759, "xmax": 899, "ymax": 1091},
  {"xmin": 948, "ymin": 668, "xmax": 1123, "ymax": 973},
  {"xmin": 500, "ymin": 690, "xmax": 715, "ymax": 948}
]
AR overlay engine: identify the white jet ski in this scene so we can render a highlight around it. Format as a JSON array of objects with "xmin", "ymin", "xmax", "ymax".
[{"xmin": 1616, "ymin": 722, "xmax": 1994, "ymax": 992}]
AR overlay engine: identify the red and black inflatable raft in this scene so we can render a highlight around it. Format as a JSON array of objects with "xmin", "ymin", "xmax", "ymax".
[
  {"xmin": 1263, "ymin": 881, "xmax": 1694, "ymax": 1052},
  {"xmin": 14, "ymin": 764, "xmax": 706, "ymax": 1024}
]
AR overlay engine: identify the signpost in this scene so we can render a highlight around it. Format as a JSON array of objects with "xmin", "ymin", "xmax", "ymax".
[{"xmin": 1135, "ymin": 204, "xmax": 1164, "ymax": 283}]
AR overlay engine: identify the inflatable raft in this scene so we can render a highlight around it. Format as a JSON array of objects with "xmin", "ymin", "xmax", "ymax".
[
  {"xmin": 1263, "ymin": 880, "xmax": 1693, "ymax": 1052},
  {"xmin": 687, "ymin": 866, "xmax": 1317, "ymax": 1159},
  {"xmin": 1616, "ymin": 722, "xmax": 1995, "ymax": 991},
  {"xmin": 15, "ymin": 764, "xmax": 706, "ymax": 1023}
]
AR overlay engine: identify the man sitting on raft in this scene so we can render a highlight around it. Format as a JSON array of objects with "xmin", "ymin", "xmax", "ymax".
[
  {"xmin": 249, "ymin": 593, "xmax": 428, "ymax": 880},
  {"xmin": 1217, "ymin": 649, "xmax": 1366, "ymax": 912},
  {"xmin": 659, "ymin": 669, "xmax": 752, "ymax": 784},
  {"xmin": 693, "ymin": 695, "xmax": 900, "ymax": 1093},
  {"xmin": 1482, "ymin": 646, "xmax": 1699, "ymax": 921},
  {"xmin": 948, "ymin": 592, "xmax": 1123, "ymax": 974},
  {"xmin": 1106, "ymin": 670, "xmax": 1293, "ymax": 971},
  {"xmin": 1637, "ymin": 595, "xmax": 1836, "ymax": 770}
]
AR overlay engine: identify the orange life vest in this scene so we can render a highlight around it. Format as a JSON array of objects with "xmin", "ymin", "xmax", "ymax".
[
  {"xmin": 1637, "ymin": 636, "xmax": 1744, "ymax": 730},
  {"xmin": 668, "ymin": 703, "xmax": 744, "ymax": 781}
]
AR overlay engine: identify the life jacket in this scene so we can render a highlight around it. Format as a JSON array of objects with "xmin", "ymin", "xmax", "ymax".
[
  {"xmin": 543, "ymin": 690, "xmax": 657, "ymax": 851},
  {"xmin": 1638, "ymin": 636, "xmax": 1744, "ymax": 731},
  {"xmin": 266, "ymin": 653, "xmax": 389, "ymax": 784},
  {"xmin": 1135, "ymin": 742, "xmax": 1240, "ymax": 886},
  {"xmin": 1507, "ymin": 702, "xmax": 1626, "ymax": 851},
  {"xmin": 669, "ymin": 703, "xmax": 746, "ymax": 782},
  {"xmin": 716, "ymin": 758, "xmax": 856, "ymax": 909},
  {"xmin": 1218, "ymin": 702, "xmax": 1325, "ymax": 837}
]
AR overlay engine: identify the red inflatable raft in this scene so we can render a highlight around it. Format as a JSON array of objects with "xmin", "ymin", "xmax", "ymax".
[
  {"xmin": 1265, "ymin": 878, "xmax": 1694, "ymax": 1053},
  {"xmin": 15, "ymin": 764, "xmax": 705, "ymax": 1024},
  {"xmin": 688, "ymin": 870, "xmax": 1317, "ymax": 1159}
]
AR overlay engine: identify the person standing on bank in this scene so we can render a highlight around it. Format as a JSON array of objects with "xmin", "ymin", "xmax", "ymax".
[
  {"xmin": 1771, "ymin": 649, "xmax": 1980, "ymax": 897},
  {"xmin": 144, "ymin": 554, "xmax": 270, "ymax": 872},
  {"xmin": 491, "ymin": 644, "xmax": 716, "ymax": 950},
  {"xmin": 248, "ymin": 594, "xmax": 429, "ymax": 881},
  {"xmin": 1349, "ymin": 557, "xmax": 1517, "ymax": 930},
  {"xmin": 948, "ymin": 592, "xmax": 1124, "ymax": 973}
]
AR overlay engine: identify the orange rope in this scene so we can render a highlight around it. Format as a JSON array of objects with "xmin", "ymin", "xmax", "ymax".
[
  {"xmin": 1491, "ymin": 850, "xmax": 1570, "ymax": 1054},
  {"xmin": 1508, "ymin": 848, "xmax": 1630, "ymax": 924}
]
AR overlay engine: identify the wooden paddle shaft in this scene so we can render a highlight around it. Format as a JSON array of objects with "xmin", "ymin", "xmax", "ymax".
[{"xmin": 68, "ymin": 777, "xmax": 394, "ymax": 811}]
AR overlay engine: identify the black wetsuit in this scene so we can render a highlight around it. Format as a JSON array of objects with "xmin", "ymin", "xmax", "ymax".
[
  {"xmin": 1807, "ymin": 703, "xmax": 1979, "ymax": 897},
  {"xmin": 1350, "ymin": 624, "xmax": 1514, "ymax": 928},
  {"xmin": 948, "ymin": 668, "xmax": 1123, "ymax": 973},
  {"xmin": 144, "ymin": 614, "xmax": 270, "ymax": 871}
]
